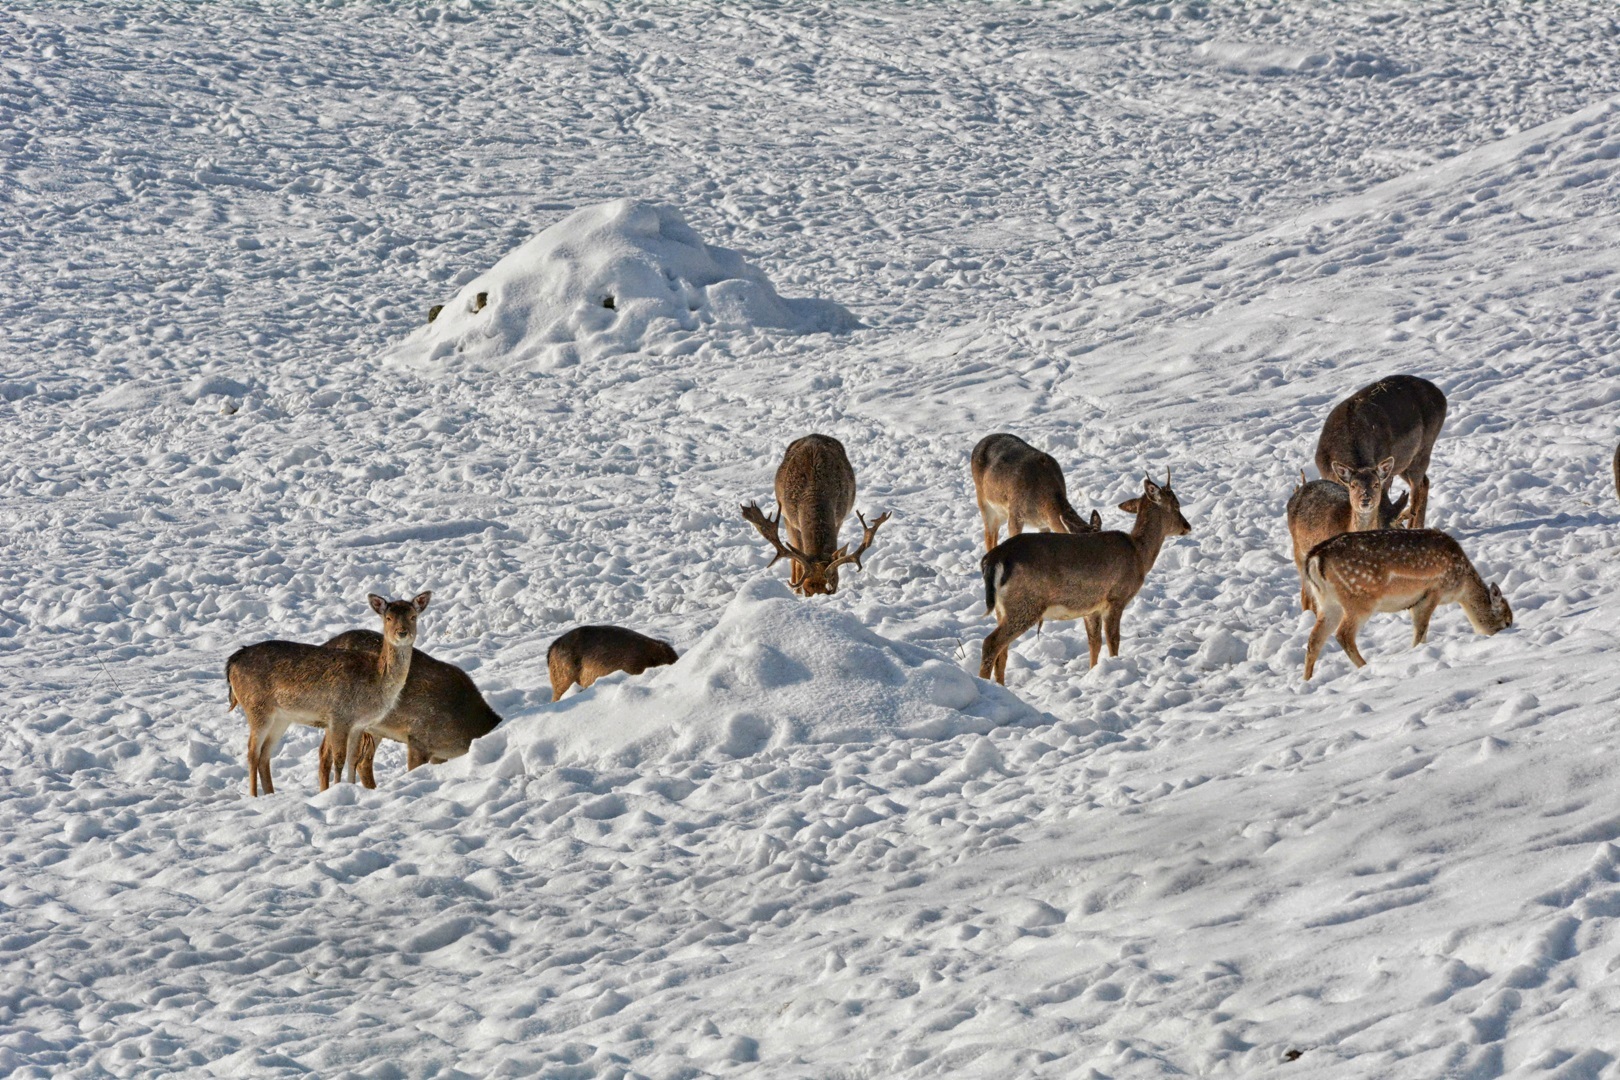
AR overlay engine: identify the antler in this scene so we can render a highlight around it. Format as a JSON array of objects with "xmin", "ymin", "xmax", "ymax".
[
  {"xmin": 826, "ymin": 509, "xmax": 892, "ymax": 572},
  {"xmin": 740, "ymin": 502, "xmax": 813, "ymax": 568}
]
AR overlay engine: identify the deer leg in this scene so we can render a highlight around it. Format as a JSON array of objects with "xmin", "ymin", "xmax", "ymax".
[
  {"xmin": 1335, "ymin": 613, "xmax": 1369, "ymax": 668},
  {"xmin": 246, "ymin": 722, "xmax": 262, "ymax": 798},
  {"xmin": 317, "ymin": 734, "xmax": 333, "ymax": 791},
  {"xmin": 1006, "ymin": 515, "xmax": 1024, "ymax": 540},
  {"xmin": 978, "ymin": 502, "xmax": 1001, "ymax": 553},
  {"xmin": 342, "ymin": 723, "xmax": 368, "ymax": 785},
  {"xmin": 1410, "ymin": 593, "xmax": 1439, "ymax": 647},
  {"xmin": 1103, "ymin": 604, "xmax": 1124, "ymax": 658},
  {"xmin": 1304, "ymin": 601, "xmax": 1340, "ymax": 680},
  {"xmin": 407, "ymin": 743, "xmax": 429, "ymax": 771},
  {"xmin": 358, "ymin": 732, "xmax": 378, "ymax": 789},
  {"xmin": 1084, "ymin": 614, "xmax": 1103, "ymax": 667},
  {"xmin": 1403, "ymin": 471, "xmax": 1429, "ymax": 529},
  {"xmin": 980, "ymin": 606, "xmax": 1040, "ymax": 685}
]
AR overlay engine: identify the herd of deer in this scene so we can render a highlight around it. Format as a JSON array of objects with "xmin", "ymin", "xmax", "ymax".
[{"xmin": 227, "ymin": 373, "xmax": 1523, "ymax": 797}]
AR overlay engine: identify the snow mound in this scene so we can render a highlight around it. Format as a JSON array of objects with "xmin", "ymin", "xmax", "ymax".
[
  {"xmin": 388, "ymin": 199, "xmax": 857, "ymax": 370},
  {"xmin": 457, "ymin": 577, "xmax": 1046, "ymax": 770}
]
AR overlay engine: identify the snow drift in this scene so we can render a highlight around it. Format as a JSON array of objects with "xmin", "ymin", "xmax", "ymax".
[
  {"xmin": 389, "ymin": 199, "xmax": 857, "ymax": 370},
  {"xmin": 452, "ymin": 577, "xmax": 1046, "ymax": 771}
]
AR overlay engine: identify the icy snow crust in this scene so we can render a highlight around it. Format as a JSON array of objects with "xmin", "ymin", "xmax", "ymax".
[
  {"xmin": 389, "ymin": 199, "xmax": 856, "ymax": 371},
  {"xmin": 6, "ymin": 3, "xmax": 1620, "ymax": 1078}
]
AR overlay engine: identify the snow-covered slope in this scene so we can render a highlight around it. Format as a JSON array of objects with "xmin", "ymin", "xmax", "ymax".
[{"xmin": 4, "ymin": 4, "xmax": 1620, "ymax": 1078}]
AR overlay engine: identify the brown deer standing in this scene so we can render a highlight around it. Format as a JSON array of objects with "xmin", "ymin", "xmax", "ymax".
[
  {"xmin": 1302, "ymin": 530, "xmax": 1511, "ymax": 680},
  {"xmin": 1286, "ymin": 473, "xmax": 1408, "ymax": 612},
  {"xmin": 225, "ymin": 591, "xmax": 430, "ymax": 795},
  {"xmin": 979, "ymin": 473, "xmax": 1192, "ymax": 685},
  {"xmin": 971, "ymin": 433, "xmax": 1101, "ymax": 552},
  {"xmin": 547, "ymin": 625, "xmax": 679, "ymax": 701},
  {"xmin": 1314, "ymin": 374, "xmax": 1447, "ymax": 530},
  {"xmin": 741, "ymin": 434, "xmax": 890, "ymax": 596},
  {"xmin": 316, "ymin": 629, "xmax": 503, "ymax": 782}
]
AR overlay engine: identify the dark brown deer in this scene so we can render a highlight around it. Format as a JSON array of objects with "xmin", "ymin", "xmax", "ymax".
[
  {"xmin": 979, "ymin": 473, "xmax": 1192, "ymax": 685},
  {"xmin": 1314, "ymin": 374, "xmax": 1447, "ymax": 530},
  {"xmin": 226, "ymin": 592, "xmax": 430, "ymax": 796},
  {"xmin": 1286, "ymin": 473, "xmax": 1408, "ymax": 612},
  {"xmin": 316, "ymin": 629, "xmax": 503, "ymax": 781},
  {"xmin": 971, "ymin": 433, "xmax": 1101, "ymax": 552},
  {"xmin": 547, "ymin": 625, "xmax": 679, "ymax": 701},
  {"xmin": 741, "ymin": 434, "xmax": 890, "ymax": 596},
  {"xmin": 1303, "ymin": 530, "xmax": 1511, "ymax": 679}
]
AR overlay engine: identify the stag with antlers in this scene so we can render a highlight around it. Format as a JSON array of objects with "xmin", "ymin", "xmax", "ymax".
[{"xmin": 741, "ymin": 434, "xmax": 891, "ymax": 596}]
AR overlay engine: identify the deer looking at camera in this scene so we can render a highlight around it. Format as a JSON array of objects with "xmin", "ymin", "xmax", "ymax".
[
  {"xmin": 547, "ymin": 625, "xmax": 679, "ymax": 700},
  {"xmin": 742, "ymin": 434, "xmax": 890, "ymax": 596},
  {"xmin": 1315, "ymin": 374, "xmax": 1447, "ymax": 531},
  {"xmin": 1286, "ymin": 473, "xmax": 1408, "ymax": 612},
  {"xmin": 979, "ymin": 472, "xmax": 1191, "ymax": 685},
  {"xmin": 1302, "ymin": 530, "xmax": 1511, "ymax": 680},
  {"xmin": 226, "ymin": 591, "xmax": 430, "ymax": 795},
  {"xmin": 314, "ymin": 628, "xmax": 503, "ymax": 782},
  {"xmin": 971, "ymin": 433, "xmax": 1101, "ymax": 552}
]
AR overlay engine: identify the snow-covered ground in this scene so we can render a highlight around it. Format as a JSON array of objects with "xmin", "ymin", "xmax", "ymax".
[{"xmin": 5, "ymin": 3, "xmax": 1620, "ymax": 1077}]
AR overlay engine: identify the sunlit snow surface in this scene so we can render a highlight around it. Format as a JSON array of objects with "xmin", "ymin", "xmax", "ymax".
[{"xmin": 4, "ymin": 3, "xmax": 1620, "ymax": 1077}]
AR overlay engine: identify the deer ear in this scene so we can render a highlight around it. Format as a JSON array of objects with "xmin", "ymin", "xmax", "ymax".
[
  {"xmin": 1143, "ymin": 478, "xmax": 1164, "ymax": 504},
  {"xmin": 412, "ymin": 591, "xmax": 433, "ymax": 612},
  {"xmin": 1332, "ymin": 462, "xmax": 1353, "ymax": 485},
  {"xmin": 1089, "ymin": 510, "xmax": 1102, "ymax": 529},
  {"xmin": 1376, "ymin": 457, "xmax": 1396, "ymax": 481},
  {"xmin": 1489, "ymin": 582, "xmax": 1503, "ymax": 600},
  {"xmin": 368, "ymin": 594, "xmax": 387, "ymax": 615},
  {"xmin": 1119, "ymin": 498, "xmax": 1141, "ymax": 514}
]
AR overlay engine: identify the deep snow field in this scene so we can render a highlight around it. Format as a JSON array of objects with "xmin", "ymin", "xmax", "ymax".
[{"xmin": 6, "ymin": 2, "xmax": 1620, "ymax": 1077}]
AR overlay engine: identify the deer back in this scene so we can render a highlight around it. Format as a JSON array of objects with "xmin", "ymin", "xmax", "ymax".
[
  {"xmin": 1305, "ymin": 528, "xmax": 1500, "ymax": 620},
  {"xmin": 323, "ymin": 630, "xmax": 502, "ymax": 751},
  {"xmin": 226, "ymin": 641, "xmax": 396, "ymax": 719},
  {"xmin": 775, "ymin": 434, "xmax": 856, "ymax": 557},
  {"xmin": 971, "ymin": 433, "xmax": 1092, "ymax": 532},
  {"xmin": 1314, "ymin": 374, "xmax": 1447, "ymax": 478}
]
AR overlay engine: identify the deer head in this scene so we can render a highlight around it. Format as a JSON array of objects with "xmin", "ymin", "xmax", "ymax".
[
  {"xmin": 741, "ymin": 503, "xmax": 890, "ymax": 596},
  {"xmin": 1331, "ymin": 457, "xmax": 1396, "ymax": 531},
  {"xmin": 1117, "ymin": 472, "xmax": 1191, "ymax": 537},
  {"xmin": 369, "ymin": 591, "xmax": 432, "ymax": 646}
]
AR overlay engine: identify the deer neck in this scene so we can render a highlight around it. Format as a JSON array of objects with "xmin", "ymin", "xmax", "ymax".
[
  {"xmin": 1129, "ymin": 509, "xmax": 1173, "ymax": 576},
  {"xmin": 1457, "ymin": 569, "xmax": 1495, "ymax": 633},
  {"xmin": 374, "ymin": 635, "xmax": 413, "ymax": 705}
]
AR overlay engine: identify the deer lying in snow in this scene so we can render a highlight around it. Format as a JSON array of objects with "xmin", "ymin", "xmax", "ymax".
[
  {"xmin": 980, "ymin": 473, "xmax": 1191, "ymax": 685},
  {"xmin": 1315, "ymin": 374, "xmax": 1447, "ymax": 530},
  {"xmin": 226, "ymin": 592, "xmax": 430, "ymax": 795},
  {"xmin": 1286, "ymin": 474, "xmax": 1408, "ymax": 613},
  {"xmin": 971, "ymin": 432, "xmax": 1100, "ymax": 552},
  {"xmin": 742, "ymin": 434, "xmax": 890, "ymax": 596},
  {"xmin": 1302, "ymin": 530, "xmax": 1511, "ymax": 680},
  {"xmin": 548, "ymin": 625, "xmax": 678, "ymax": 701},
  {"xmin": 315, "ymin": 629, "xmax": 503, "ymax": 782}
]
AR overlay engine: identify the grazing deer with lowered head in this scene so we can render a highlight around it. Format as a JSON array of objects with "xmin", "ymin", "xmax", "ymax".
[
  {"xmin": 315, "ymin": 629, "xmax": 503, "ymax": 781},
  {"xmin": 971, "ymin": 432, "xmax": 1101, "ymax": 552},
  {"xmin": 226, "ymin": 592, "xmax": 430, "ymax": 795},
  {"xmin": 548, "ymin": 625, "xmax": 678, "ymax": 701},
  {"xmin": 742, "ymin": 434, "xmax": 890, "ymax": 596},
  {"xmin": 1286, "ymin": 473, "xmax": 1408, "ymax": 612},
  {"xmin": 1302, "ymin": 530, "xmax": 1511, "ymax": 680},
  {"xmin": 1315, "ymin": 374, "xmax": 1447, "ymax": 530},
  {"xmin": 980, "ymin": 473, "xmax": 1191, "ymax": 685}
]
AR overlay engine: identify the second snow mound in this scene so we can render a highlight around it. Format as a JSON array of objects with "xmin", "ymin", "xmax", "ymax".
[
  {"xmin": 458, "ymin": 578, "xmax": 1047, "ymax": 770},
  {"xmin": 388, "ymin": 199, "xmax": 857, "ymax": 370}
]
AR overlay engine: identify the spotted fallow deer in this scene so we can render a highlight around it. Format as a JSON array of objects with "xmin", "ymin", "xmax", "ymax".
[
  {"xmin": 979, "ymin": 473, "xmax": 1192, "ymax": 685},
  {"xmin": 741, "ymin": 434, "xmax": 890, "ymax": 596},
  {"xmin": 315, "ymin": 629, "xmax": 503, "ymax": 782},
  {"xmin": 547, "ymin": 625, "xmax": 678, "ymax": 701},
  {"xmin": 971, "ymin": 433, "xmax": 1101, "ymax": 552},
  {"xmin": 1302, "ymin": 530, "xmax": 1511, "ymax": 680},
  {"xmin": 1315, "ymin": 374, "xmax": 1446, "ymax": 531},
  {"xmin": 225, "ymin": 592, "xmax": 430, "ymax": 795},
  {"xmin": 1286, "ymin": 473, "xmax": 1408, "ymax": 613}
]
